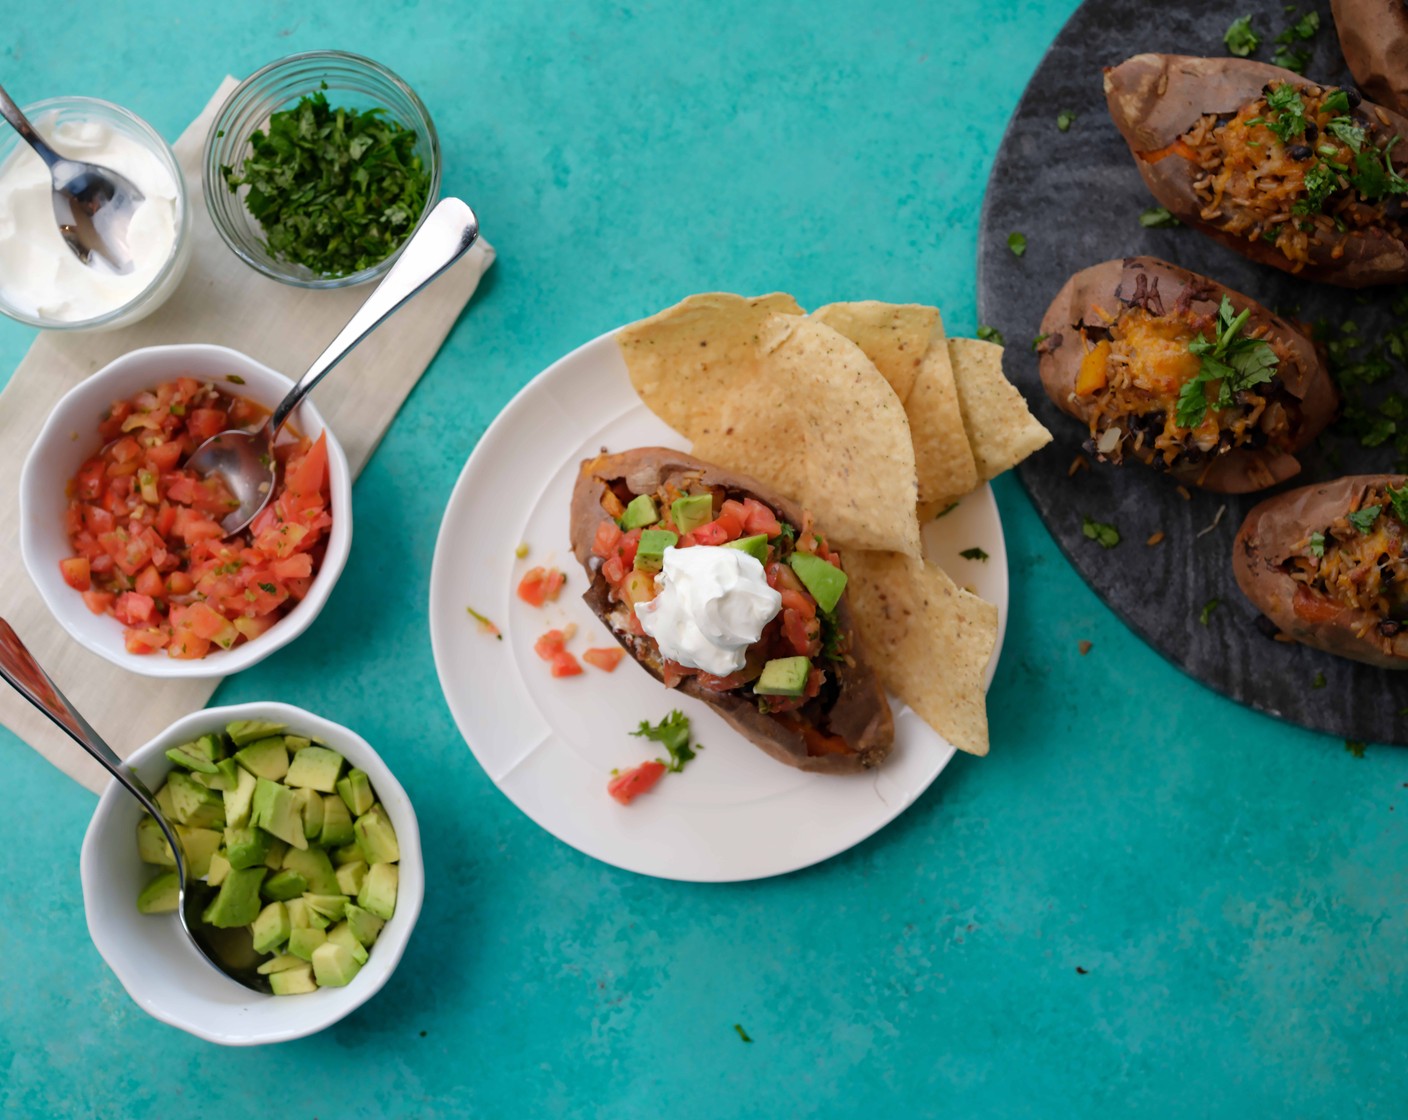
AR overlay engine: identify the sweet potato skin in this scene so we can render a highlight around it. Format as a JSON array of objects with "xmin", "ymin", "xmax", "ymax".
[
  {"xmin": 1332, "ymin": 0, "xmax": 1408, "ymax": 116},
  {"xmin": 1233, "ymin": 474, "xmax": 1408, "ymax": 669},
  {"xmin": 1104, "ymin": 53, "xmax": 1408, "ymax": 287},
  {"xmin": 1037, "ymin": 256, "xmax": 1338, "ymax": 493},
  {"xmin": 570, "ymin": 447, "xmax": 894, "ymax": 773}
]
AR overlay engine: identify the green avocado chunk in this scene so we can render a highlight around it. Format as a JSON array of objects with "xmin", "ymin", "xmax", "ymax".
[
  {"xmin": 269, "ymin": 964, "xmax": 318, "ymax": 996},
  {"xmin": 223, "ymin": 766, "xmax": 258, "ymax": 829},
  {"xmin": 312, "ymin": 941, "xmax": 362, "ymax": 988},
  {"xmin": 234, "ymin": 737, "xmax": 290, "ymax": 782},
  {"xmin": 320, "ymin": 794, "xmax": 356, "ymax": 848},
  {"xmin": 671, "ymin": 493, "xmax": 714, "ymax": 534},
  {"xmin": 206, "ymin": 852, "xmax": 231, "ymax": 887},
  {"xmin": 136, "ymin": 816, "xmax": 175, "ymax": 867},
  {"xmin": 137, "ymin": 871, "xmax": 180, "ymax": 914},
  {"xmin": 344, "ymin": 903, "xmax": 385, "ymax": 947},
  {"xmin": 165, "ymin": 747, "xmax": 219, "ymax": 774},
  {"xmin": 358, "ymin": 863, "xmax": 399, "ymax": 921},
  {"xmin": 335, "ymin": 770, "xmax": 375, "ymax": 818},
  {"xmin": 201, "ymin": 867, "xmax": 267, "ymax": 929},
  {"xmin": 226, "ymin": 720, "xmax": 287, "ymax": 747},
  {"xmin": 755, "ymin": 656, "xmax": 812, "ymax": 698},
  {"xmin": 722, "ymin": 534, "xmax": 768, "ymax": 563},
  {"xmin": 175, "ymin": 826, "xmax": 222, "ymax": 879},
  {"xmin": 354, "ymin": 804, "xmax": 401, "ymax": 865},
  {"xmin": 257, "ymin": 953, "xmax": 305, "ymax": 976},
  {"xmin": 327, "ymin": 920, "xmax": 370, "ymax": 965},
  {"xmin": 224, "ymin": 824, "xmax": 273, "ymax": 871},
  {"xmin": 251, "ymin": 779, "xmax": 308, "ymax": 850},
  {"xmin": 282, "ymin": 847, "xmax": 340, "ymax": 895},
  {"xmin": 619, "ymin": 493, "xmax": 659, "ymax": 530},
  {"xmin": 788, "ymin": 552, "xmax": 848, "ymax": 614},
  {"xmin": 288, "ymin": 926, "xmax": 327, "ymax": 962},
  {"xmin": 251, "ymin": 901, "xmax": 292, "ymax": 954},
  {"xmin": 261, "ymin": 869, "xmax": 309, "ymax": 901},
  {"xmin": 167, "ymin": 772, "xmax": 225, "ymax": 829},
  {"xmin": 285, "ymin": 746, "xmax": 345, "ymax": 793},
  {"xmin": 336, "ymin": 860, "xmax": 368, "ymax": 897},
  {"xmin": 633, "ymin": 528, "xmax": 678, "ymax": 573}
]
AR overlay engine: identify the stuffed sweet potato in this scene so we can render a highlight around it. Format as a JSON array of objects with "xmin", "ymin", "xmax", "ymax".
[
  {"xmin": 1037, "ymin": 256, "xmax": 1338, "ymax": 492},
  {"xmin": 1105, "ymin": 53, "xmax": 1408, "ymax": 287},
  {"xmin": 1234, "ymin": 474, "xmax": 1408, "ymax": 668},
  {"xmin": 1332, "ymin": 0, "xmax": 1408, "ymax": 116},
  {"xmin": 570, "ymin": 447, "xmax": 894, "ymax": 773}
]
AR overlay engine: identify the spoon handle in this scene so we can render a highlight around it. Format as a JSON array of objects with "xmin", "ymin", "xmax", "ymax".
[
  {"xmin": 269, "ymin": 197, "xmax": 480, "ymax": 434},
  {"xmin": 0, "ymin": 83, "xmax": 61, "ymax": 169},
  {"xmin": 0, "ymin": 618, "xmax": 165, "ymax": 820}
]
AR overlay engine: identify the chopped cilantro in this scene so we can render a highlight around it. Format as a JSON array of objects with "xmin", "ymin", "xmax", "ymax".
[
  {"xmin": 976, "ymin": 325, "xmax": 1005, "ymax": 346},
  {"xmin": 1031, "ymin": 332, "xmax": 1049, "ymax": 351},
  {"xmin": 1224, "ymin": 16, "xmax": 1259, "ymax": 57},
  {"xmin": 734, "ymin": 1024, "xmax": 753, "ymax": 1043},
  {"xmin": 1271, "ymin": 44, "xmax": 1311, "ymax": 73},
  {"xmin": 1139, "ymin": 206, "xmax": 1181, "ymax": 229},
  {"xmin": 1312, "ymin": 671, "xmax": 1327, "ymax": 689},
  {"xmin": 1265, "ymin": 83, "xmax": 1307, "ymax": 143},
  {"xmin": 1347, "ymin": 505, "xmax": 1382, "ymax": 533},
  {"xmin": 773, "ymin": 521, "xmax": 796, "ymax": 543},
  {"xmin": 1293, "ymin": 159, "xmax": 1340, "ymax": 215},
  {"xmin": 1175, "ymin": 297, "xmax": 1279, "ymax": 428},
  {"xmin": 959, "ymin": 547, "xmax": 989, "ymax": 561},
  {"xmin": 1082, "ymin": 516, "xmax": 1120, "ymax": 549},
  {"xmin": 466, "ymin": 606, "xmax": 502, "ymax": 640},
  {"xmin": 258, "ymin": 581, "xmax": 277, "ymax": 594},
  {"xmin": 1327, "ymin": 116, "xmax": 1366, "ymax": 154},
  {"xmin": 225, "ymin": 374, "xmax": 246, "ymax": 385},
  {"xmin": 1056, "ymin": 109, "xmax": 1077, "ymax": 132},
  {"xmin": 1007, "ymin": 231, "xmax": 1028, "ymax": 258},
  {"xmin": 1346, "ymin": 739, "xmax": 1367, "ymax": 758},
  {"xmin": 1199, "ymin": 598, "xmax": 1221, "ymax": 625},
  {"xmin": 1387, "ymin": 482, "xmax": 1408, "ymax": 523},
  {"xmin": 631, "ymin": 710, "xmax": 697, "ymax": 773},
  {"xmin": 819, "ymin": 611, "xmax": 846, "ymax": 662},
  {"xmin": 1308, "ymin": 530, "xmax": 1326, "ymax": 557},
  {"xmin": 1350, "ymin": 138, "xmax": 1408, "ymax": 202}
]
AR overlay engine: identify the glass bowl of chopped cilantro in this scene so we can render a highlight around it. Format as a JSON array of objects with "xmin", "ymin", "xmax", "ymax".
[{"xmin": 203, "ymin": 51, "xmax": 440, "ymax": 288}]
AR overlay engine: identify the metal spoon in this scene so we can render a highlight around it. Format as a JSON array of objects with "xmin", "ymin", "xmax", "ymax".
[
  {"xmin": 188, "ymin": 196, "xmax": 480, "ymax": 536},
  {"xmin": 0, "ymin": 618, "xmax": 270, "ymax": 993},
  {"xmin": 0, "ymin": 83, "xmax": 145, "ymax": 274}
]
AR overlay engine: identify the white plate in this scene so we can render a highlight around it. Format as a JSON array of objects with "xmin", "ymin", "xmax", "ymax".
[{"xmin": 429, "ymin": 327, "xmax": 1008, "ymax": 882}]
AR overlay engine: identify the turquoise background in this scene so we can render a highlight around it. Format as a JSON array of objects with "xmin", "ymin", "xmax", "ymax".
[{"xmin": 2, "ymin": 2, "xmax": 1403, "ymax": 1116}]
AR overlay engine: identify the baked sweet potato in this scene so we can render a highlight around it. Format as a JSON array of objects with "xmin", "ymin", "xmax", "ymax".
[
  {"xmin": 570, "ymin": 447, "xmax": 894, "ymax": 773},
  {"xmin": 1233, "ymin": 474, "xmax": 1408, "ymax": 668},
  {"xmin": 1037, "ymin": 256, "xmax": 1338, "ymax": 492},
  {"xmin": 1105, "ymin": 53, "xmax": 1408, "ymax": 287},
  {"xmin": 1332, "ymin": 0, "xmax": 1408, "ymax": 116}
]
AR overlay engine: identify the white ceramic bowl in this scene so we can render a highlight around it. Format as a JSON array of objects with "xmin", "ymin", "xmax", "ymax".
[
  {"xmin": 19, "ymin": 344, "xmax": 352, "ymax": 678},
  {"xmin": 80, "ymin": 702, "xmax": 423, "ymax": 1046}
]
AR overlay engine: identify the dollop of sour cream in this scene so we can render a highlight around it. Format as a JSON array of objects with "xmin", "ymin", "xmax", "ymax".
[
  {"xmin": 0, "ymin": 116, "xmax": 178, "ymax": 322},
  {"xmin": 635, "ymin": 546, "xmax": 782, "ymax": 677}
]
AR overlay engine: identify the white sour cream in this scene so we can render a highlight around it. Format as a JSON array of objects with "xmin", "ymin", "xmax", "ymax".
[
  {"xmin": 635, "ymin": 546, "xmax": 782, "ymax": 677},
  {"xmin": 0, "ymin": 116, "xmax": 179, "ymax": 322}
]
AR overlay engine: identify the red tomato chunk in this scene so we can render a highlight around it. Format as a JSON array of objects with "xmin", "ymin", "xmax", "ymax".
[
  {"xmin": 582, "ymin": 647, "xmax": 625, "ymax": 672},
  {"xmin": 61, "ymin": 379, "xmax": 332, "ymax": 659},
  {"xmin": 607, "ymin": 760, "xmax": 667, "ymax": 805},
  {"xmin": 517, "ymin": 566, "xmax": 566, "ymax": 607}
]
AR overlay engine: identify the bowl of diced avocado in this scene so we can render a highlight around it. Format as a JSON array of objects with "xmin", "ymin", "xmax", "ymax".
[{"xmin": 81, "ymin": 702, "xmax": 422, "ymax": 1045}]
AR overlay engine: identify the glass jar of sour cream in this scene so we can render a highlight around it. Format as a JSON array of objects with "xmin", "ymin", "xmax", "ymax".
[{"xmin": 0, "ymin": 97, "xmax": 191, "ymax": 331}]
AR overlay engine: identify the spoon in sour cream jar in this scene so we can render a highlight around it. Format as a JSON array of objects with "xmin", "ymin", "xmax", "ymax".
[{"xmin": 0, "ymin": 81, "xmax": 144, "ymax": 273}]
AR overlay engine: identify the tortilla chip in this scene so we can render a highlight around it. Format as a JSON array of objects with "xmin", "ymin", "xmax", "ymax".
[
  {"xmin": 624, "ymin": 303, "xmax": 923, "ymax": 557},
  {"xmin": 907, "ymin": 329, "xmax": 981, "ymax": 514},
  {"xmin": 845, "ymin": 550, "xmax": 999, "ymax": 757},
  {"xmin": 617, "ymin": 292, "xmax": 804, "ymax": 436},
  {"xmin": 810, "ymin": 302, "xmax": 938, "ymax": 403},
  {"xmin": 947, "ymin": 338, "xmax": 1052, "ymax": 481}
]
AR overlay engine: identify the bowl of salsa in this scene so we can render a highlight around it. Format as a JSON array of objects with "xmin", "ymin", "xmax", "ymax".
[{"xmin": 20, "ymin": 343, "xmax": 352, "ymax": 677}]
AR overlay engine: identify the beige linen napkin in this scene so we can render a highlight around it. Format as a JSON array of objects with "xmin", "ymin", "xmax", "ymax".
[{"xmin": 0, "ymin": 78, "xmax": 495, "ymax": 792}]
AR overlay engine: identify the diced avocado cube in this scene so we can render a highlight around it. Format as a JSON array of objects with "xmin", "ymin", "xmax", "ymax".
[
  {"xmin": 633, "ymin": 529, "xmax": 679, "ymax": 573},
  {"xmin": 192, "ymin": 758, "xmax": 241, "ymax": 792},
  {"xmin": 331, "ymin": 843, "xmax": 363, "ymax": 867},
  {"xmin": 282, "ymin": 847, "xmax": 340, "ymax": 895},
  {"xmin": 256, "ymin": 953, "xmax": 305, "ymax": 976},
  {"xmin": 186, "ymin": 732, "xmax": 225, "ymax": 762},
  {"xmin": 354, "ymin": 804, "xmax": 401, "ymax": 865},
  {"xmin": 755, "ymin": 655, "xmax": 812, "ymax": 698},
  {"xmin": 283, "ymin": 735, "xmax": 312, "ymax": 754},
  {"xmin": 175, "ymin": 826, "xmax": 222, "ymax": 879},
  {"xmin": 137, "ymin": 871, "xmax": 180, "ymax": 914},
  {"xmin": 265, "ymin": 837, "xmax": 289, "ymax": 869},
  {"xmin": 224, "ymin": 825, "xmax": 273, "ymax": 871},
  {"xmin": 312, "ymin": 942, "xmax": 362, "ymax": 988},
  {"xmin": 671, "ymin": 493, "xmax": 714, "ymax": 534},
  {"xmin": 358, "ymin": 863, "xmax": 398, "ymax": 921},
  {"xmin": 335, "ymin": 860, "xmax": 368, "ymax": 897},
  {"xmin": 137, "ymin": 815, "xmax": 175, "ymax": 867},
  {"xmin": 261, "ymin": 869, "xmax": 308, "ymax": 902},
  {"xmin": 327, "ymin": 921, "xmax": 370, "ymax": 965},
  {"xmin": 167, "ymin": 772, "xmax": 225, "ymax": 828},
  {"xmin": 206, "ymin": 851, "xmax": 231, "ymax": 887},
  {"xmin": 226, "ymin": 719, "xmax": 287, "ymax": 747},
  {"xmin": 788, "ymin": 552, "xmax": 848, "ymax": 615},
  {"xmin": 305, "ymin": 893, "xmax": 349, "ymax": 923},
  {"xmin": 269, "ymin": 963, "xmax": 318, "ymax": 996},
  {"xmin": 344, "ymin": 904, "xmax": 385, "ymax": 948},
  {"xmin": 251, "ymin": 779, "xmax": 307, "ymax": 850},
  {"xmin": 335, "ymin": 770, "xmax": 375, "ymax": 818},
  {"xmin": 234, "ymin": 737, "xmax": 289, "ymax": 781},
  {"xmin": 723, "ymin": 534, "xmax": 769, "ymax": 563},
  {"xmin": 201, "ymin": 867, "xmax": 266, "ymax": 929},
  {"xmin": 288, "ymin": 927, "xmax": 327, "ymax": 962},
  {"xmin": 165, "ymin": 747, "xmax": 219, "ymax": 774},
  {"xmin": 286, "ymin": 897, "xmax": 317, "ymax": 929},
  {"xmin": 251, "ymin": 901, "xmax": 292, "ymax": 954},
  {"xmin": 222, "ymin": 765, "xmax": 258, "ymax": 829},
  {"xmin": 293, "ymin": 788, "xmax": 324, "ymax": 840},
  {"xmin": 286, "ymin": 746, "xmax": 345, "ymax": 793},
  {"xmin": 619, "ymin": 493, "xmax": 660, "ymax": 530},
  {"xmin": 320, "ymin": 795, "xmax": 355, "ymax": 848},
  {"xmin": 153, "ymin": 781, "xmax": 176, "ymax": 821}
]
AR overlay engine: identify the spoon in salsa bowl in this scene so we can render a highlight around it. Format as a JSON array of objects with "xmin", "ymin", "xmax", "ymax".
[{"xmin": 187, "ymin": 197, "xmax": 480, "ymax": 536}]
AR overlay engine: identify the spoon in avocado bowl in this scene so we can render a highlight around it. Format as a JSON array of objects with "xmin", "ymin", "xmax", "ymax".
[
  {"xmin": 0, "ymin": 618, "xmax": 271, "ymax": 993},
  {"xmin": 0, "ymin": 82, "xmax": 144, "ymax": 274},
  {"xmin": 187, "ymin": 196, "xmax": 480, "ymax": 536}
]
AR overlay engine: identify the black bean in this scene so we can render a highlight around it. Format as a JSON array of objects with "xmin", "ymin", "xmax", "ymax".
[
  {"xmin": 1346, "ymin": 89, "xmax": 1362, "ymax": 109},
  {"xmin": 1182, "ymin": 448, "xmax": 1204, "ymax": 465},
  {"xmin": 1304, "ymin": 121, "xmax": 1319, "ymax": 143},
  {"xmin": 1081, "ymin": 438, "xmax": 1097, "ymax": 455},
  {"xmin": 1288, "ymin": 144, "xmax": 1314, "ymax": 161},
  {"xmin": 1379, "ymin": 620, "xmax": 1402, "ymax": 637}
]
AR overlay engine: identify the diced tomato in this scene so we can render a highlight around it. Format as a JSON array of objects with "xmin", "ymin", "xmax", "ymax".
[
  {"xmin": 592, "ymin": 520, "xmax": 623, "ymax": 559},
  {"xmin": 550, "ymin": 651, "xmax": 583, "ymax": 677},
  {"xmin": 534, "ymin": 630, "xmax": 568, "ymax": 660},
  {"xmin": 134, "ymin": 566, "xmax": 164, "ymax": 598},
  {"xmin": 582, "ymin": 647, "xmax": 625, "ymax": 672},
  {"xmin": 285, "ymin": 432, "xmax": 328, "ymax": 497},
  {"xmin": 186, "ymin": 408, "xmax": 228, "ymax": 443},
  {"xmin": 113, "ymin": 592, "xmax": 155, "ymax": 626},
  {"xmin": 145, "ymin": 441, "xmax": 183, "ymax": 471},
  {"xmin": 59, "ymin": 557, "xmax": 90, "ymax": 592},
  {"xmin": 74, "ymin": 460, "xmax": 106, "ymax": 501},
  {"xmin": 166, "ymin": 571, "xmax": 195, "ymax": 596},
  {"xmin": 124, "ymin": 627, "xmax": 171, "ymax": 655},
  {"xmin": 271, "ymin": 553, "xmax": 313, "ymax": 581},
  {"xmin": 766, "ymin": 561, "xmax": 807, "ymax": 596},
  {"xmin": 741, "ymin": 498, "xmax": 782, "ymax": 538},
  {"xmin": 517, "ymin": 567, "xmax": 566, "ymax": 607},
  {"xmin": 782, "ymin": 608, "xmax": 820, "ymax": 657},
  {"xmin": 82, "ymin": 590, "xmax": 115, "ymax": 615},
  {"xmin": 607, "ymin": 759, "xmax": 667, "ymax": 805},
  {"xmin": 779, "ymin": 588, "xmax": 816, "ymax": 620}
]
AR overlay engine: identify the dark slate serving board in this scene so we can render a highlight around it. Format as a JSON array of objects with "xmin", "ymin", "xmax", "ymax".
[{"xmin": 978, "ymin": 0, "xmax": 1408, "ymax": 742}]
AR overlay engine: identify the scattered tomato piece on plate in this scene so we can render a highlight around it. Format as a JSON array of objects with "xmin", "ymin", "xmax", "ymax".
[
  {"xmin": 517, "ymin": 566, "xmax": 566, "ymax": 606},
  {"xmin": 582, "ymin": 647, "xmax": 625, "ymax": 672},
  {"xmin": 607, "ymin": 760, "xmax": 667, "ymax": 805}
]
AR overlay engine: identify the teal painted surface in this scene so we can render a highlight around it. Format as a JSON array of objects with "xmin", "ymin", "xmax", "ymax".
[{"xmin": 1, "ymin": 2, "xmax": 1403, "ymax": 1116}]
